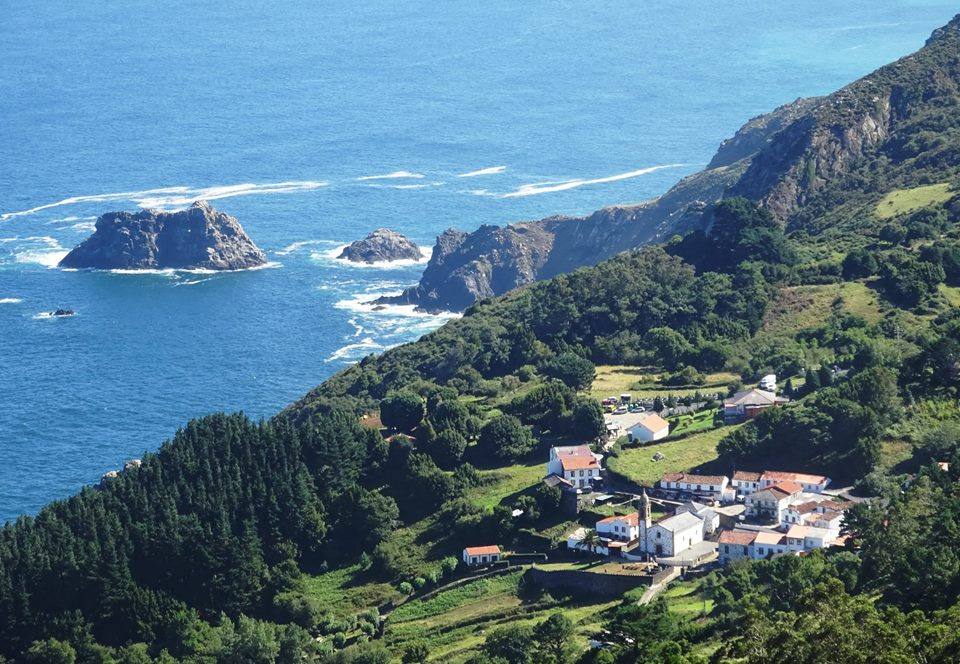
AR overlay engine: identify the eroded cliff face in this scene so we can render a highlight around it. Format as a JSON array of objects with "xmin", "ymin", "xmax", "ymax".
[
  {"xmin": 390, "ymin": 14, "xmax": 960, "ymax": 312},
  {"xmin": 59, "ymin": 201, "xmax": 267, "ymax": 270}
]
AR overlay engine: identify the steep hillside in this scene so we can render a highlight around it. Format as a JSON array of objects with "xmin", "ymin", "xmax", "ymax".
[{"xmin": 394, "ymin": 17, "xmax": 960, "ymax": 312}]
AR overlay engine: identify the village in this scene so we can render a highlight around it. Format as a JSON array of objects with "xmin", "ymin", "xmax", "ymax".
[{"xmin": 458, "ymin": 375, "xmax": 860, "ymax": 601}]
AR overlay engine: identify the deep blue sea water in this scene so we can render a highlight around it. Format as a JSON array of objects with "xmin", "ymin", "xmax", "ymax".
[{"xmin": 1, "ymin": 1, "xmax": 956, "ymax": 523}]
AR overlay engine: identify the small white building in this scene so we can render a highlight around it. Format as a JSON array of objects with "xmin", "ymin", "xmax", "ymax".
[
  {"xmin": 546, "ymin": 445, "xmax": 602, "ymax": 490},
  {"xmin": 627, "ymin": 413, "xmax": 670, "ymax": 443},
  {"xmin": 596, "ymin": 512, "xmax": 640, "ymax": 543},
  {"xmin": 462, "ymin": 545, "xmax": 501, "ymax": 566},
  {"xmin": 749, "ymin": 531, "xmax": 790, "ymax": 559},
  {"xmin": 674, "ymin": 501, "xmax": 720, "ymax": 535}
]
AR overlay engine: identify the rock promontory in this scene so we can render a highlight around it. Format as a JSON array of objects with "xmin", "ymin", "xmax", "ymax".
[
  {"xmin": 58, "ymin": 201, "xmax": 267, "ymax": 271},
  {"xmin": 337, "ymin": 228, "xmax": 422, "ymax": 264}
]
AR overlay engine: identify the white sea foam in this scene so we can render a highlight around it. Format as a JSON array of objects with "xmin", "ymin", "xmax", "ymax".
[
  {"xmin": 32, "ymin": 311, "xmax": 74, "ymax": 320},
  {"xmin": 0, "ymin": 298, "xmax": 22, "ymax": 304},
  {"xmin": 1, "ymin": 181, "xmax": 327, "ymax": 220},
  {"xmin": 500, "ymin": 164, "xmax": 684, "ymax": 198},
  {"xmin": 12, "ymin": 236, "xmax": 69, "ymax": 267},
  {"xmin": 275, "ymin": 240, "xmax": 339, "ymax": 256},
  {"xmin": 70, "ymin": 221, "xmax": 96, "ymax": 232},
  {"xmin": 457, "ymin": 166, "xmax": 507, "ymax": 177},
  {"xmin": 316, "ymin": 245, "xmax": 431, "ymax": 269},
  {"xmin": 106, "ymin": 261, "xmax": 281, "ymax": 276},
  {"xmin": 356, "ymin": 171, "xmax": 425, "ymax": 181},
  {"xmin": 325, "ymin": 338, "xmax": 384, "ymax": 362}
]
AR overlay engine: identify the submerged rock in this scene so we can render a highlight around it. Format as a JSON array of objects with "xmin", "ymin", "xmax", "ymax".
[
  {"xmin": 338, "ymin": 228, "xmax": 421, "ymax": 264},
  {"xmin": 51, "ymin": 309, "xmax": 75, "ymax": 317},
  {"xmin": 59, "ymin": 201, "xmax": 267, "ymax": 271}
]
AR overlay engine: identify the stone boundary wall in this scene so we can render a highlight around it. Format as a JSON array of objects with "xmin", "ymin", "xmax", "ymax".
[{"xmin": 525, "ymin": 566, "xmax": 672, "ymax": 597}]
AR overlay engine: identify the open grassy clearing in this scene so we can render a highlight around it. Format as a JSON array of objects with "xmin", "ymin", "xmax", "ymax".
[
  {"xmin": 473, "ymin": 459, "xmax": 544, "ymax": 509},
  {"xmin": 761, "ymin": 281, "xmax": 883, "ymax": 337},
  {"xmin": 875, "ymin": 182, "xmax": 953, "ymax": 219},
  {"xmin": 301, "ymin": 564, "xmax": 401, "ymax": 617},
  {"xmin": 608, "ymin": 424, "xmax": 742, "ymax": 485},
  {"xmin": 661, "ymin": 579, "xmax": 714, "ymax": 618},
  {"xmin": 940, "ymin": 283, "xmax": 960, "ymax": 307},
  {"xmin": 589, "ymin": 365, "xmax": 736, "ymax": 401}
]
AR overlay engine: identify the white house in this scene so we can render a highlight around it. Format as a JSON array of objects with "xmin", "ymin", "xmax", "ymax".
[
  {"xmin": 745, "ymin": 481, "xmax": 802, "ymax": 522},
  {"xmin": 596, "ymin": 512, "xmax": 640, "ymax": 543},
  {"xmin": 718, "ymin": 529, "xmax": 757, "ymax": 564},
  {"xmin": 675, "ymin": 501, "xmax": 719, "ymax": 535},
  {"xmin": 659, "ymin": 472, "xmax": 729, "ymax": 501},
  {"xmin": 749, "ymin": 531, "xmax": 790, "ymax": 559},
  {"xmin": 462, "ymin": 545, "xmax": 501, "ymax": 566},
  {"xmin": 546, "ymin": 445, "xmax": 601, "ymax": 490},
  {"xmin": 627, "ymin": 413, "xmax": 670, "ymax": 443},
  {"xmin": 731, "ymin": 471, "xmax": 762, "ymax": 498},
  {"xmin": 759, "ymin": 470, "xmax": 830, "ymax": 494}
]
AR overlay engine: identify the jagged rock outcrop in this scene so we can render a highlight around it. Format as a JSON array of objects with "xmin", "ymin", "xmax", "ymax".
[
  {"xmin": 388, "ymin": 13, "xmax": 960, "ymax": 312},
  {"xmin": 59, "ymin": 202, "xmax": 267, "ymax": 270},
  {"xmin": 338, "ymin": 228, "xmax": 422, "ymax": 263}
]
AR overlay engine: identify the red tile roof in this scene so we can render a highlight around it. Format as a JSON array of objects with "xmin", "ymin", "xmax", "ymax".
[
  {"xmin": 790, "ymin": 501, "xmax": 820, "ymax": 514},
  {"xmin": 767, "ymin": 481, "xmax": 802, "ymax": 497},
  {"xmin": 464, "ymin": 545, "xmax": 501, "ymax": 556},
  {"xmin": 560, "ymin": 455, "xmax": 600, "ymax": 471},
  {"xmin": 719, "ymin": 530, "xmax": 757, "ymax": 545},
  {"xmin": 733, "ymin": 471, "xmax": 761, "ymax": 482},
  {"xmin": 597, "ymin": 512, "xmax": 639, "ymax": 526},
  {"xmin": 753, "ymin": 531, "xmax": 784, "ymax": 546}
]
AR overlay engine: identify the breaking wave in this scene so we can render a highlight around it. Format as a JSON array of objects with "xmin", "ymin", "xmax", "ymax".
[
  {"xmin": 0, "ymin": 298, "xmax": 22, "ymax": 304},
  {"xmin": 356, "ymin": 171, "xmax": 425, "ymax": 181},
  {"xmin": 500, "ymin": 164, "xmax": 685, "ymax": 198},
  {"xmin": 0, "ymin": 181, "xmax": 328, "ymax": 220},
  {"xmin": 457, "ymin": 166, "xmax": 506, "ymax": 177}
]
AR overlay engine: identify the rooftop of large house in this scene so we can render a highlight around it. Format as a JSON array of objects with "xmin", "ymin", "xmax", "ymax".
[
  {"xmin": 724, "ymin": 388, "xmax": 778, "ymax": 407},
  {"xmin": 464, "ymin": 545, "xmax": 501, "ymax": 556},
  {"xmin": 786, "ymin": 524, "xmax": 809, "ymax": 539},
  {"xmin": 559, "ymin": 455, "xmax": 600, "ymax": 471},
  {"xmin": 719, "ymin": 529, "xmax": 758, "ymax": 545},
  {"xmin": 732, "ymin": 470, "xmax": 762, "ymax": 482},
  {"xmin": 636, "ymin": 413, "xmax": 669, "ymax": 432},
  {"xmin": 761, "ymin": 470, "xmax": 829, "ymax": 485},
  {"xmin": 662, "ymin": 472, "xmax": 728, "ymax": 486},
  {"xmin": 597, "ymin": 512, "xmax": 640, "ymax": 526}
]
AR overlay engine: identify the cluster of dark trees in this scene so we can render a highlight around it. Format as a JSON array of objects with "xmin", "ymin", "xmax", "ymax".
[
  {"xmin": 717, "ymin": 366, "xmax": 900, "ymax": 479},
  {"xmin": 509, "ymin": 380, "xmax": 605, "ymax": 443},
  {"xmin": 293, "ymin": 201, "xmax": 792, "ymax": 420}
]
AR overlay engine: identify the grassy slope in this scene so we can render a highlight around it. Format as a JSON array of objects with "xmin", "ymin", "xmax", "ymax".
[
  {"xmin": 383, "ymin": 570, "xmax": 618, "ymax": 662},
  {"xmin": 607, "ymin": 424, "xmax": 742, "ymax": 485},
  {"xmin": 589, "ymin": 366, "xmax": 737, "ymax": 401},
  {"xmin": 760, "ymin": 281, "xmax": 883, "ymax": 337},
  {"xmin": 875, "ymin": 183, "xmax": 953, "ymax": 219}
]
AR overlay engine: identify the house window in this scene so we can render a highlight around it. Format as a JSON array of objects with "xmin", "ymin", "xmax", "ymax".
[{"xmin": 757, "ymin": 548, "xmax": 764, "ymax": 555}]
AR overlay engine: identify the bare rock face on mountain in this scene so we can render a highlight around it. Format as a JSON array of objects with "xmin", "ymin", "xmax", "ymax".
[
  {"xmin": 338, "ymin": 228, "xmax": 422, "ymax": 263},
  {"xmin": 389, "ymin": 13, "xmax": 960, "ymax": 312},
  {"xmin": 58, "ymin": 202, "xmax": 267, "ymax": 271}
]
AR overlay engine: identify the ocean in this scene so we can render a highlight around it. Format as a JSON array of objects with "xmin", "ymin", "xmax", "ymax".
[{"xmin": 1, "ymin": 0, "xmax": 955, "ymax": 523}]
